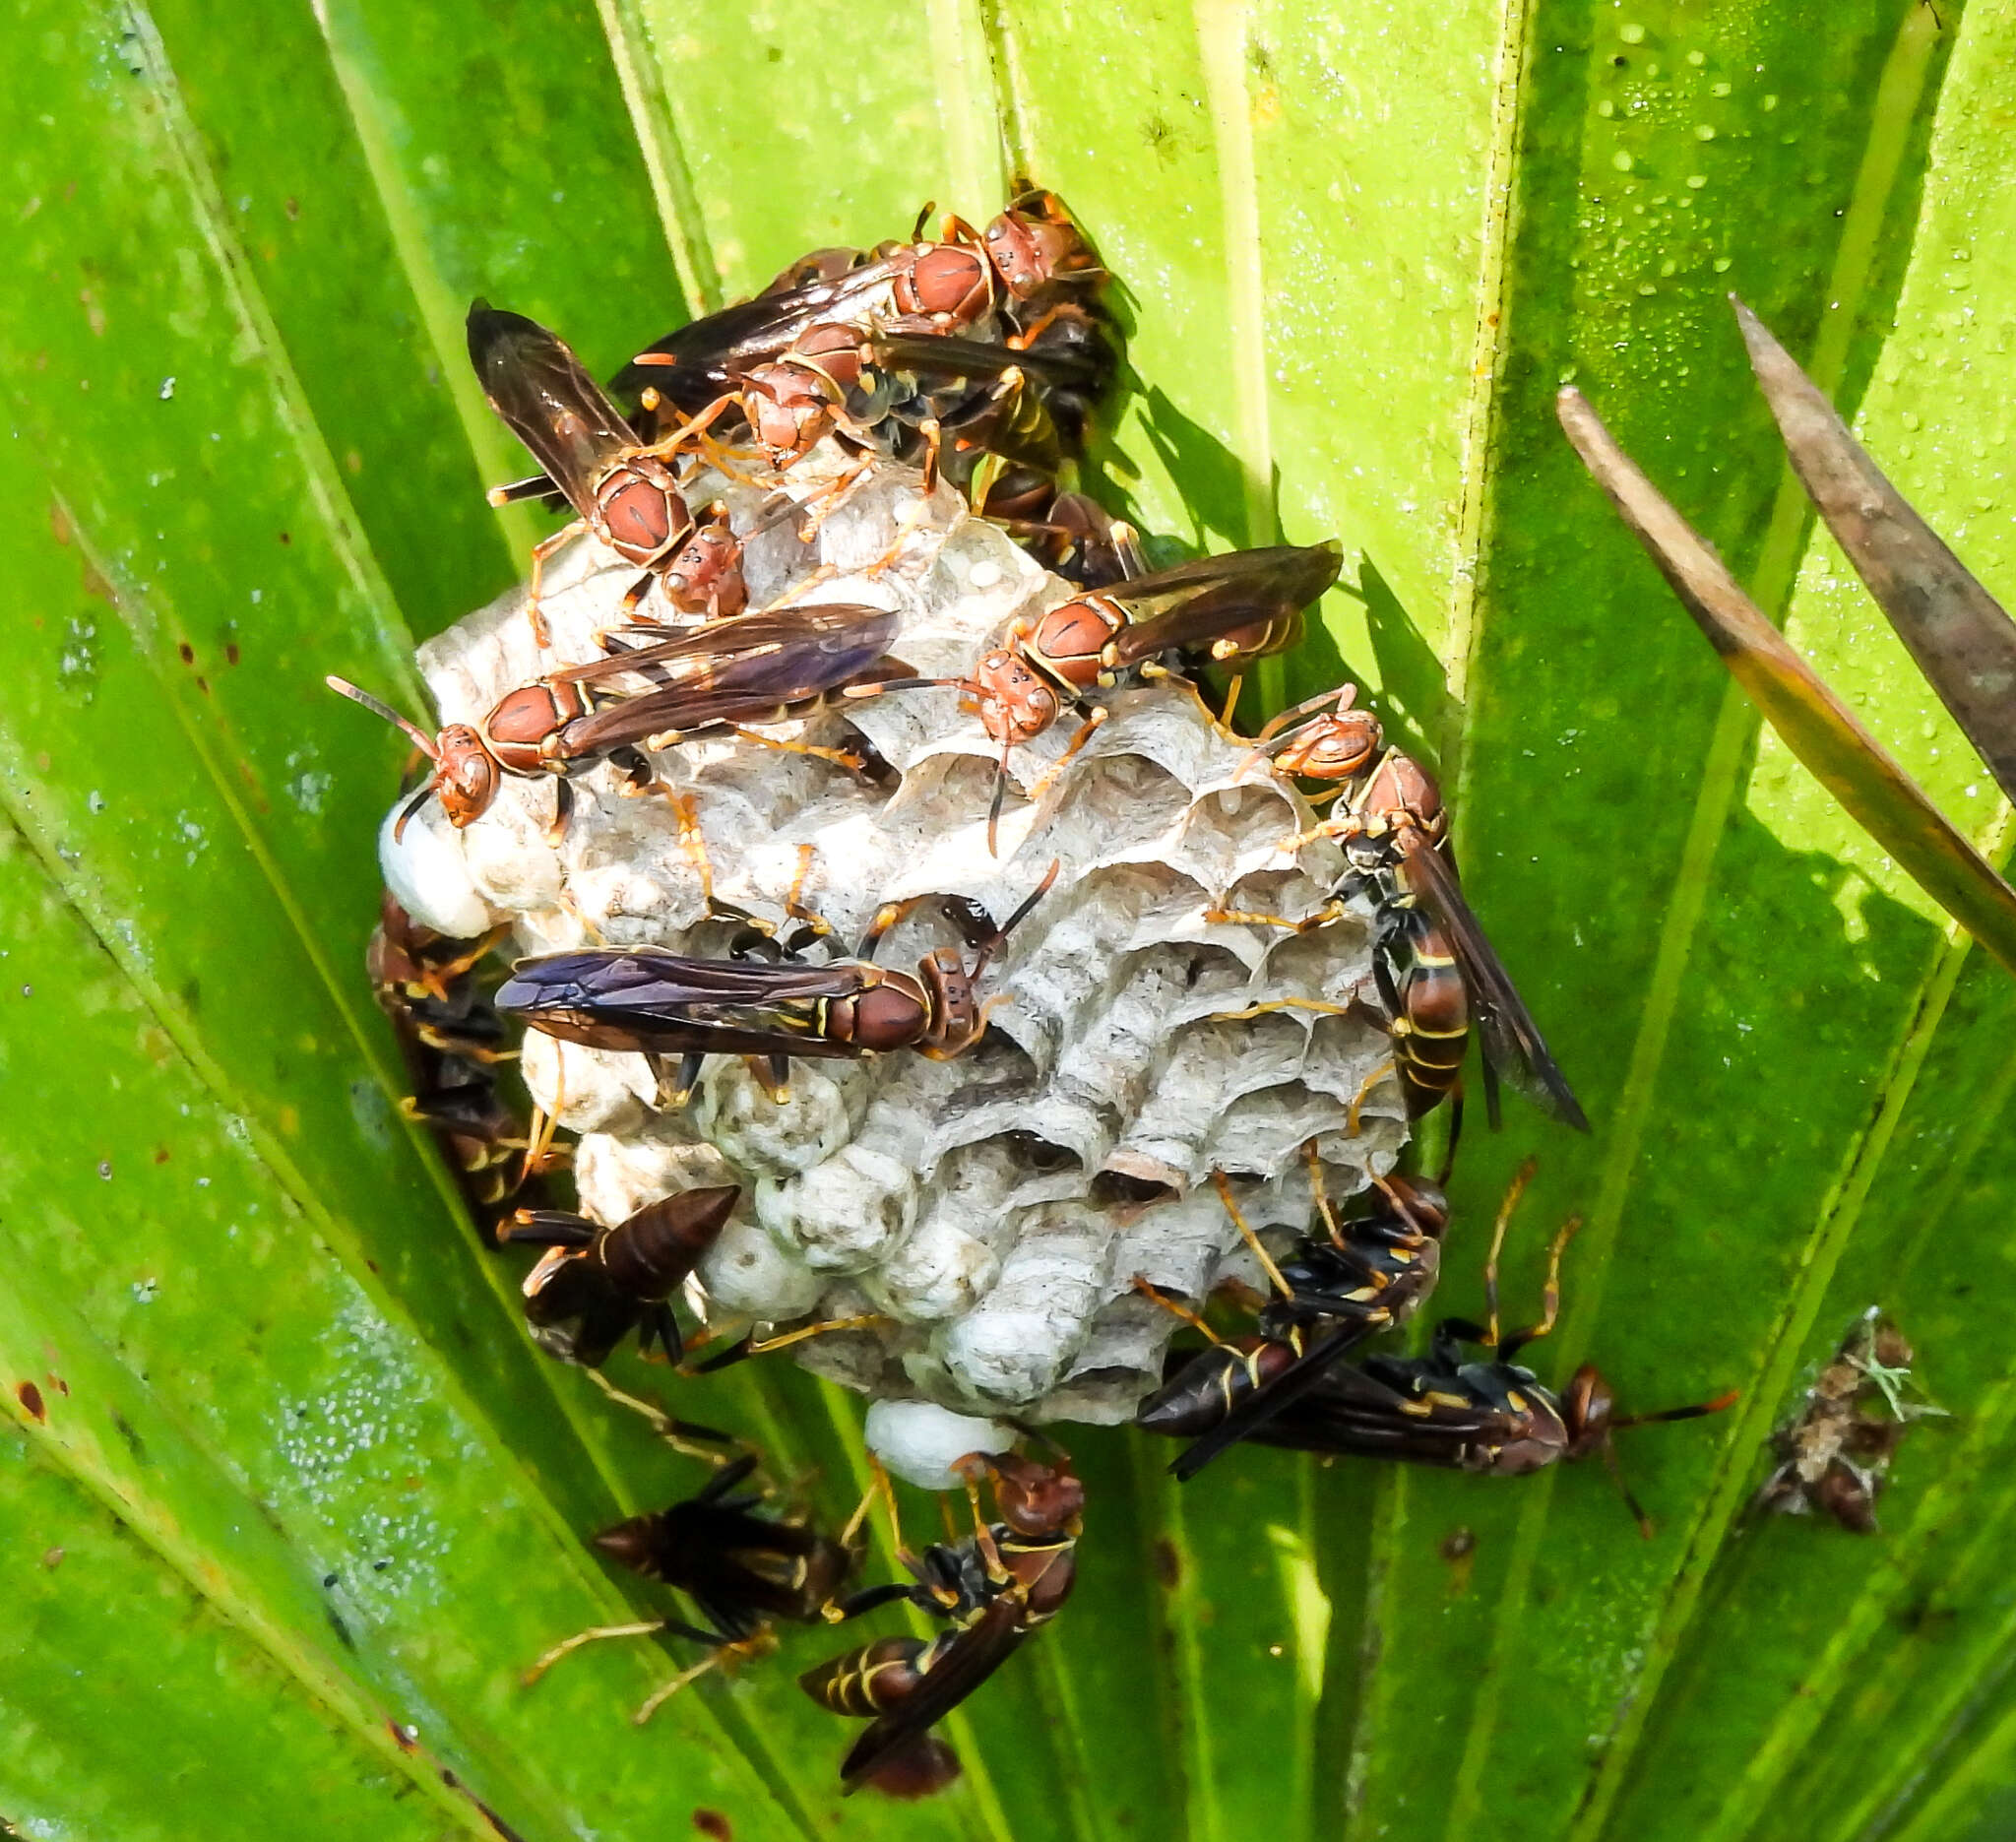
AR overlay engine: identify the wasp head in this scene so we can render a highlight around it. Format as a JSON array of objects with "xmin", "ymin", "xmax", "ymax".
[
  {"xmin": 971, "ymin": 647, "xmax": 1060, "ymax": 746},
  {"xmin": 431, "ymin": 727, "xmax": 502, "ymax": 828}
]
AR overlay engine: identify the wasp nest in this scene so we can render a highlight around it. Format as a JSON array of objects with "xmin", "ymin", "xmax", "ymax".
[{"xmin": 385, "ymin": 450, "xmax": 1408, "ymax": 1457}]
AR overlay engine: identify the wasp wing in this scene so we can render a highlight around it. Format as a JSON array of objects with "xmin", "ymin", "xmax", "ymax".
[
  {"xmin": 1398, "ymin": 834, "xmax": 1589, "ymax": 1131},
  {"xmin": 551, "ymin": 606, "xmax": 902, "ymax": 754},
  {"xmin": 496, "ymin": 950, "xmax": 869, "ymax": 1056},
  {"xmin": 611, "ymin": 259, "xmax": 914, "ymax": 409},
  {"xmin": 1168, "ymin": 1314, "xmax": 1387, "ymax": 1483},
  {"xmin": 555, "ymin": 603, "xmax": 900, "ymax": 688},
  {"xmin": 1250, "ymin": 1361, "xmax": 1506, "ymax": 1463},
  {"xmin": 467, "ymin": 304, "xmax": 636, "ymax": 516},
  {"xmin": 866, "ymin": 330, "xmax": 1104, "ymax": 394},
  {"xmin": 1103, "ymin": 541, "xmax": 1342, "ymax": 667},
  {"xmin": 839, "ymin": 1599, "xmax": 1028, "ymax": 1792}
]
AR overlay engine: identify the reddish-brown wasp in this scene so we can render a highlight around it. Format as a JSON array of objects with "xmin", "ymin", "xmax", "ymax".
[
  {"xmin": 1218, "ymin": 683, "xmax": 1588, "ymax": 1130},
  {"xmin": 496, "ymin": 1186, "xmax": 740, "ymax": 1367},
  {"xmin": 468, "ymin": 303, "xmax": 747, "ymax": 640},
  {"xmin": 325, "ymin": 600, "xmax": 902, "ymax": 837},
  {"xmin": 856, "ymin": 540, "xmax": 1342, "ymax": 848},
  {"xmin": 800, "ymin": 1451, "xmax": 1083, "ymax": 1796},
  {"xmin": 493, "ymin": 862, "xmax": 1057, "ymax": 1105},
  {"xmin": 612, "ymin": 193, "xmax": 1103, "ymax": 426}
]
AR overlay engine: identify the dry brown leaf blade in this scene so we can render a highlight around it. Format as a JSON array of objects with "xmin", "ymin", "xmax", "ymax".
[
  {"xmin": 1733, "ymin": 294, "xmax": 2016, "ymax": 806},
  {"xmin": 1556, "ymin": 385, "xmax": 2016, "ymax": 981}
]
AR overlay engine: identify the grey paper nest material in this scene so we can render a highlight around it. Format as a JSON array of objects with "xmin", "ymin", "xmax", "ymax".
[{"xmin": 391, "ymin": 450, "xmax": 1408, "ymax": 1431}]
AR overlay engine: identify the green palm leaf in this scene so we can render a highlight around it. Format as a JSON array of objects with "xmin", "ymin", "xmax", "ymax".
[{"xmin": 4, "ymin": 2, "xmax": 2013, "ymax": 1839}]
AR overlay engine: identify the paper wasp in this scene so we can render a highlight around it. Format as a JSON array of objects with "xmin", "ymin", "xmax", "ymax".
[
  {"xmin": 1238, "ymin": 1195, "xmax": 1734, "ymax": 1534},
  {"xmin": 468, "ymin": 304, "xmax": 749, "ymax": 639},
  {"xmin": 366, "ymin": 894, "xmax": 554, "ymax": 1228},
  {"xmin": 854, "ymin": 540, "xmax": 1341, "ymax": 848},
  {"xmin": 325, "ymin": 600, "xmax": 902, "ymax": 838},
  {"xmin": 800, "ymin": 1450, "xmax": 1083, "ymax": 1796},
  {"xmin": 1217, "ymin": 683, "xmax": 1588, "ymax": 1130},
  {"xmin": 493, "ymin": 862, "xmax": 1057, "ymax": 1105},
  {"xmin": 496, "ymin": 1186, "xmax": 739, "ymax": 1367},
  {"xmin": 1135, "ymin": 1155, "xmax": 1454, "ymax": 1480},
  {"xmin": 526, "ymin": 1453, "xmax": 861, "ymax": 1725},
  {"xmin": 611, "ymin": 191, "xmax": 1105, "ymax": 427}
]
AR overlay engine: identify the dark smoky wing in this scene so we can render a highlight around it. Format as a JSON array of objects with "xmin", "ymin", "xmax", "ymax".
[
  {"xmin": 867, "ymin": 330, "xmax": 1102, "ymax": 394},
  {"xmin": 1168, "ymin": 1316, "xmax": 1385, "ymax": 1483},
  {"xmin": 556, "ymin": 603, "xmax": 900, "ymax": 689},
  {"xmin": 467, "ymin": 304, "xmax": 635, "ymax": 512},
  {"xmin": 498, "ymin": 950, "xmax": 862, "ymax": 1013},
  {"xmin": 612, "ymin": 260, "xmax": 910, "ymax": 407},
  {"xmin": 1104, "ymin": 542, "xmax": 1343, "ymax": 667},
  {"xmin": 553, "ymin": 608, "xmax": 902, "ymax": 753},
  {"xmin": 1252, "ymin": 1363, "xmax": 1502, "ymax": 1462},
  {"xmin": 840, "ymin": 1600, "xmax": 1028, "ymax": 1790},
  {"xmin": 1401, "ymin": 835, "xmax": 1591, "ymax": 1131}
]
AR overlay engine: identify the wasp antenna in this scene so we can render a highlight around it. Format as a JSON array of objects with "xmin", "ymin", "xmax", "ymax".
[
  {"xmin": 326, "ymin": 675, "xmax": 440, "ymax": 758},
  {"xmin": 388, "ymin": 780, "xmax": 437, "ymax": 844},
  {"xmin": 985, "ymin": 743, "xmax": 1013, "ymax": 858}
]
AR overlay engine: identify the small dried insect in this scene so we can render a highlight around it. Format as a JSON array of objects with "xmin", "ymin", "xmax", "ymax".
[{"xmin": 1754, "ymin": 1310, "xmax": 1944, "ymax": 1534}]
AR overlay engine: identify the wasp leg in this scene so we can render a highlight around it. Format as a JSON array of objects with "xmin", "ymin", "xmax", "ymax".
[
  {"xmin": 1479, "ymin": 1156, "xmax": 1538, "ymax": 1349},
  {"xmin": 521, "ymin": 521, "xmax": 587, "ymax": 650},
  {"xmin": 1347, "ymin": 1057, "xmax": 1397, "ymax": 1136},
  {"xmin": 725, "ymin": 724, "xmax": 869, "ymax": 773},
  {"xmin": 1130, "ymin": 1275, "xmax": 1229, "ymax": 1347},
  {"xmin": 1497, "ymin": 1213, "xmax": 1583, "ymax": 1360},
  {"xmin": 1211, "ymin": 996, "xmax": 1354, "ymax": 1023},
  {"xmin": 581, "ymin": 1367, "xmax": 743, "ymax": 1464},
  {"xmin": 1022, "ymin": 709, "xmax": 1110, "ymax": 808},
  {"xmin": 1304, "ymin": 1142, "xmax": 1343, "ymax": 1250},
  {"xmin": 1211, "ymin": 1171, "xmax": 1293, "ymax": 1301},
  {"xmin": 1203, "ymin": 903, "xmax": 1344, "ymax": 933}
]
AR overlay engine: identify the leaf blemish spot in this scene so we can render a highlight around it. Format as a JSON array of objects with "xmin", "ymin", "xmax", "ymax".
[{"xmin": 16, "ymin": 1380, "xmax": 46, "ymax": 1422}]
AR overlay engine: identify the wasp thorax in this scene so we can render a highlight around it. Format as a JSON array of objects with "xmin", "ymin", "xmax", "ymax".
[
  {"xmin": 598, "ymin": 470, "xmax": 683, "ymax": 560},
  {"xmin": 433, "ymin": 728, "xmax": 502, "ymax": 826},
  {"xmin": 983, "ymin": 1454, "xmax": 1085, "ymax": 1535},
  {"xmin": 1363, "ymin": 752, "xmax": 1444, "ymax": 834},
  {"xmin": 847, "ymin": 979, "xmax": 933, "ymax": 1052},
  {"xmin": 1283, "ymin": 710, "xmax": 1382, "ymax": 781},
  {"xmin": 791, "ymin": 321, "xmax": 867, "ymax": 391},
  {"xmin": 897, "ymin": 243, "xmax": 992, "ymax": 325},
  {"xmin": 745, "ymin": 364, "xmax": 838, "ymax": 463},
  {"xmin": 1030, "ymin": 599, "xmax": 1119, "ymax": 687}
]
